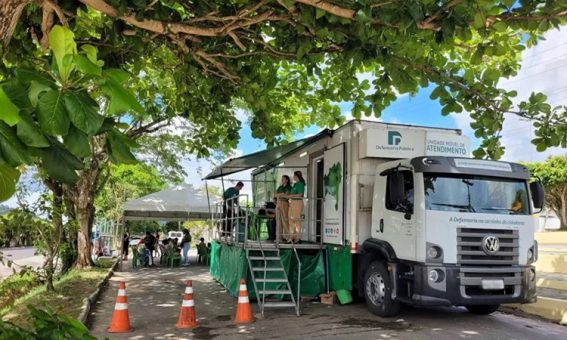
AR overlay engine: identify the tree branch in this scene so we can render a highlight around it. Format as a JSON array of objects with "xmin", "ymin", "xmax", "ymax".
[
  {"xmin": 421, "ymin": 0, "xmax": 460, "ymax": 27},
  {"xmin": 295, "ymin": 0, "xmax": 355, "ymax": 19}
]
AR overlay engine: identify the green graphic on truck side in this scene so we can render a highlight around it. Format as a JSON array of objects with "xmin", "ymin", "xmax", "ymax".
[{"xmin": 324, "ymin": 162, "xmax": 342, "ymax": 210}]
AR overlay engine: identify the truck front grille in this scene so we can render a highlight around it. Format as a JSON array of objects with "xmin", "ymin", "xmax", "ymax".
[
  {"xmin": 459, "ymin": 267, "xmax": 522, "ymax": 297},
  {"xmin": 457, "ymin": 228, "xmax": 519, "ymax": 265}
]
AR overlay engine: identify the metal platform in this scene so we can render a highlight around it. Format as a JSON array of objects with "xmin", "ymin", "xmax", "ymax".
[{"xmin": 216, "ymin": 239, "xmax": 325, "ymax": 250}]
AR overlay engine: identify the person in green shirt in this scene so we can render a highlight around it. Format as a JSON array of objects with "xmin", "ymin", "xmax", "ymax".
[
  {"xmin": 273, "ymin": 175, "xmax": 292, "ymax": 242},
  {"xmin": 223, "ymin": 182, "xmax": 244, "ymax": 237},
  {"xmin": 288, "ymin": 171, "xmax": 305, "ymax": 243}
]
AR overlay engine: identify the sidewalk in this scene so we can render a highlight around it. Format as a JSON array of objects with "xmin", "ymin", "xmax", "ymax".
[{"xmin": 88, "ymin": 257, "xmax": 244, "ymax": 339}]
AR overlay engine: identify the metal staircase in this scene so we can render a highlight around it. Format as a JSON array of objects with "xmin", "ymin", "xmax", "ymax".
[{"xmin": 246, "ymin": 244, "xmax": 301, "ymax": 316}]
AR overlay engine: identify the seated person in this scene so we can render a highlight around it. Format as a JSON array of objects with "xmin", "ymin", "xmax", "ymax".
[{"xmin": 136, "ymin": 240, "xmax": 150, "ymax": 266}]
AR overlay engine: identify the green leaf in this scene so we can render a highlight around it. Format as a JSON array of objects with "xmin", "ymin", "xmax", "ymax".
[
  {"xmin": 105, "ymin": 69, "xmax": 130, "ymax": 83},
  {"xmin": 80, "ymin": 44, "xmax": 98, "ymax": 63},
  {"xmin": 15, "ymin": 69, "xmax": 56, "ymax": 88},
  {"xmin": 2, "ymin": 82, "xmax": 32, "ymax": 110},
  {"xmin": 107, "ymin": 130, "xmax": 137, "ymax": 164},
  {"xmin": 40, "ymin": 142, "xmax": 84, "ymax": 184},
  {"xmin": 17, "ymin": 112, "xmax": 50, "ymax": 148},
  {"xmin": 492, "ymin": 21, "xmax": 507, "ymax": 32},
  {"xmin": 48, "ymin": 25, "xmax": 77, "ymax": 81},
  {"xmin": 472, "ymin": 148, "xmax": 486, "ymax": 159},
  {"xmin": 64, "ymin": 126, "xmax": 91, "ymax": 158},
  {"xmin": 473, "ymin": 12, "xmax": 486, "ymax": 29},
  {"xmin": 64, "ymin": 91, "xmax": 104, "ymax": 135},
  {"xmin": 0, "ymin": 87, "xmax": 19, "ymax": 126},
  {"xmin": 37, "ymin": 90, "xmax": 70, "ymax": 136},
  {"xmin": 28, "ymin": 80, "xmax": 51, "ymax": 107},
  {"xmin": 75, "ymin": 54, "xmax": 101, "ymax": 76},
  {"xmin": 0, "ymin": 121, "xmax": 32, "ymax": 166},
  {"xmin": 482, "ymin": 69, "xmax": 500, "ymax": 82},
  {"xmin": 102, "ymin": 77, "xmax": 144, "ymax": 114},
  {"xmin": 0, "ymin": 165, "xmax": 20, "ymax": 202}
]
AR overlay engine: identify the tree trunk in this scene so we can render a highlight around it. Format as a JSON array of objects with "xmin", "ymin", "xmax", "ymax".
[
  {"xmin": 0, "ymin": 0, "xmax": 32, "ymax": 46},
  {"xmin": 70, "ymin": 150, "xmax": 107, "ymax": 269},
  {"xmin": 75, "ymin": 177, "xmax": 95, "ymax": 268},
  {"xmin": 560, "ymin": 188, "xmax": 567, "ymax": 231},
  {"xmin": 43, "ymin": 178, "xmax": 64, "ymax": 292}
]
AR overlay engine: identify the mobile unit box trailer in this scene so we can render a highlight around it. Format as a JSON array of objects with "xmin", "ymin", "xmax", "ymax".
[{"xmin": 250, "ymin": 120, "xmax": 542, "ymax": 316}]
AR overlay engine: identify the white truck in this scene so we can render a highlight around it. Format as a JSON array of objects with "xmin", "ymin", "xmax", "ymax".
[{"xmin": 249, "ymin": 120, "xmax": 543, "ymax": 316}]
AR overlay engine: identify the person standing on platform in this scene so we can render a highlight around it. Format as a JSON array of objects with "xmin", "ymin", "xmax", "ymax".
[
  {"xmin": 223, "ymin": 181, "xmax": 244, "ymax": 237},
  {"xmin": 274, "ymin": 175, "xmax": 292, "ymax": 242},
  {"xmin": 288, "ymin": 171, "xmax": 305, "ymax": 244}
]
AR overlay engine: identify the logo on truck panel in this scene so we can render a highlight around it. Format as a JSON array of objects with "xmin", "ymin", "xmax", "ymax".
[
  {"xmin": 481, "ymin": 235, "xmax": 500, "ymax": 255},
  {"xmin": 388, "ymin": 131, "xmax": 402, "ymax": 145}
]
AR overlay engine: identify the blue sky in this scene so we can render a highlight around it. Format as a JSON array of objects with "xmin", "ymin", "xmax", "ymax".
[{"xmin": 235, "ymin": 85, "xmax": 477, "ymax": 157}]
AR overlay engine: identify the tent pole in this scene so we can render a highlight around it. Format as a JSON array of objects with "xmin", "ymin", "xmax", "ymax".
[
  {"xmin": 205, "ymin": 181, "xmax": 212, "ymax": 238},
  {"xmin": 118, "ymin": 216, "xmax": 124, "ymax": 271}
]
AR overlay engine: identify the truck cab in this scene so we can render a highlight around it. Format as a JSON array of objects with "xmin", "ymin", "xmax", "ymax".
[{"xmin": 359, "ymin": 156, "xmax": 544, "ymax": 316}]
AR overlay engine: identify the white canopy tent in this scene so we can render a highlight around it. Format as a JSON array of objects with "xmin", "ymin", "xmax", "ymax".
[{"xmin": 122, "ymin": 184, "xmax": 211, "ymax": 222}]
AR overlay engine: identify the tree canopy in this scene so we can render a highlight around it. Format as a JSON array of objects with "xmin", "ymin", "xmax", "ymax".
[
  {"xmin": 525, "ymin": 156, "xmax": 567, "ymax": 230},
  {"xmin": 95, "ymin": 162, "xmax": 167, "ymax": 223},
  {"xmin": 0, "ymin": 0, "xmax": 566, "ymax": 201}
]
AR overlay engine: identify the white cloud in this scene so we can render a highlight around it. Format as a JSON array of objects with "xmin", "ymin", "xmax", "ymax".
[{"xmin": 498, "ymin": 28, "xmax": 567, "ymax": 162}]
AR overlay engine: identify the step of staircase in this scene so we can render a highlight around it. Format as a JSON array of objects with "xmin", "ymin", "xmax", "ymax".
[
  {"xmin": 258, "ymin": 289, "xmax": 292, "ymax": 295},
  {"xmin": 264, "ymin": 301, "xmax": 297, "ymax": 308},
  {"xmin": 256, "ymin": 278, "xmax": 288, "ymax": 283},
  {"xmin": 249, "ymin": 256, "xmax": 281, "ymax": 261},
  {"xmin": 252, "ymin": 267, "xmax": 284, "ymax": 272}
]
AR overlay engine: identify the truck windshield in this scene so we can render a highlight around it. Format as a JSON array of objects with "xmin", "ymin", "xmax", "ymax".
[{"xmin": 424, "ymin": 175, "xmax": 529, "ymax": 215}]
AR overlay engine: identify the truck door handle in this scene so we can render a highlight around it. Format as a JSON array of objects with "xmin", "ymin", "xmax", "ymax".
[{"xmin": 379, "ymin": 219, "xmax": 384, "ymax": 233}]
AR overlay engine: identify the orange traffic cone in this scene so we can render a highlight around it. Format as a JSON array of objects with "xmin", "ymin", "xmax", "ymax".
[
  {"xmin": 234, "ymin": 278, "xmax": 253, "ymax": 324},
  {"xmin": 108, "ymin": 282, "xmax": 133, "ymax": 333},
  {"xmin": 176, "ymin": 280, "xmax": 198, "ymax": 329}
]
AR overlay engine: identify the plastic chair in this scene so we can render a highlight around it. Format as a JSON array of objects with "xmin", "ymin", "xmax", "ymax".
[
  {"xmin": 166, "ymin": 247, "xmax": 182, "ymax": 268},
  {"xmin": 202, "ymin": 247, "xmax": 211, "ymax": 265},
  {"xmin": 131, "ymin": 246, "xmax": 141, "ymax": 268}
]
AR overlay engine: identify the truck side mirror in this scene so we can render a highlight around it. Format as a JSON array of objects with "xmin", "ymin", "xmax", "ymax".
[
  {"xmin": 530, "ymin": 181, "xmax": 545, "ymax": 212},
  {"xmin": 388, "ymin": 172, "xmax": 405, "ymax": 205}
]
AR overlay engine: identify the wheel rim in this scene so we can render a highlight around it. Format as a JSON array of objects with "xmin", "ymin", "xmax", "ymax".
[{"xmin": 366, "ymin": 272, "xmax": 386, "ymax": 306}]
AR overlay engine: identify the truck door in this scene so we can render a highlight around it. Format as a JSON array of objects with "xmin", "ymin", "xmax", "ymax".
[{"xmin": 373, "ymin": 169, "xmax": 417, "ymax": 261}]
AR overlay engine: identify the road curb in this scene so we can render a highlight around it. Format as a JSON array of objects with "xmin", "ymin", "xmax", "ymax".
[
  {"xmin": 505, "ymin": 297, "xmax": 567, "ymax": 325},
  {"xmin": 78, "ymin": 258, "xmax": 119, "ymax": 325}
]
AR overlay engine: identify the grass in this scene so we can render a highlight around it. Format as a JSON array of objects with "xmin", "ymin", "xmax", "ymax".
[
  {"xmin": 1, "ymin": 258, "xmax": 116, "ymax": 327},
  {"xmin": 0, "ymin": 270, "xmax": 41, "ymax": 309}
]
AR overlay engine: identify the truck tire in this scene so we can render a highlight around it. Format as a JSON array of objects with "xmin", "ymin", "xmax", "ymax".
[
  {"xmin": 363, "ymin": 261, "xmax": 400, "ymax": 317},
  {"xmin": 465, "ymin": 304, "xmax": 500, "ymax": 315}
]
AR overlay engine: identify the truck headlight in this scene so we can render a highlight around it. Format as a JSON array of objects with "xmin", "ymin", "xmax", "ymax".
[
  {"xmin": 427, "ymin": 245, "xmax": 442, "ymax": 259},
  {"xmin": 527, "ymin": 241, "xmax": 538, "ymax": 264}
]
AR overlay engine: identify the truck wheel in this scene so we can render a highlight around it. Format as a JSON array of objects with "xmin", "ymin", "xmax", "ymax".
[
  {"xmin": 363, "ymin": 261, "xmax": 400, "ymax": 317},
  {"xmin": 465, "ymin": 305, "xmax": 500, "ymax": 315}
]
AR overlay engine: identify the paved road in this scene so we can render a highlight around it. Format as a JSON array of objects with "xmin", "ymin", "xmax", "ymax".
[
  {"xmin": 0, "ymin": 247, "xmax": 44, "ymax": 280},
  {"xmin": 89, "ymin": 262, "xmax": 567, "ymax": 340}
]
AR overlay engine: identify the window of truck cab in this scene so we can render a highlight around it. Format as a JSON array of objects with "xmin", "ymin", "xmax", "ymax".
[{"xmin": 423, "ymin": 174, "xmax": 529, "ymax": 215}]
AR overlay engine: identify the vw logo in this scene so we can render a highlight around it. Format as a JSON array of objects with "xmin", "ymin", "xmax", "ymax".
[{"xmin": 481, "ymin": 235, "xmax": 500, "ymax": 255}]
